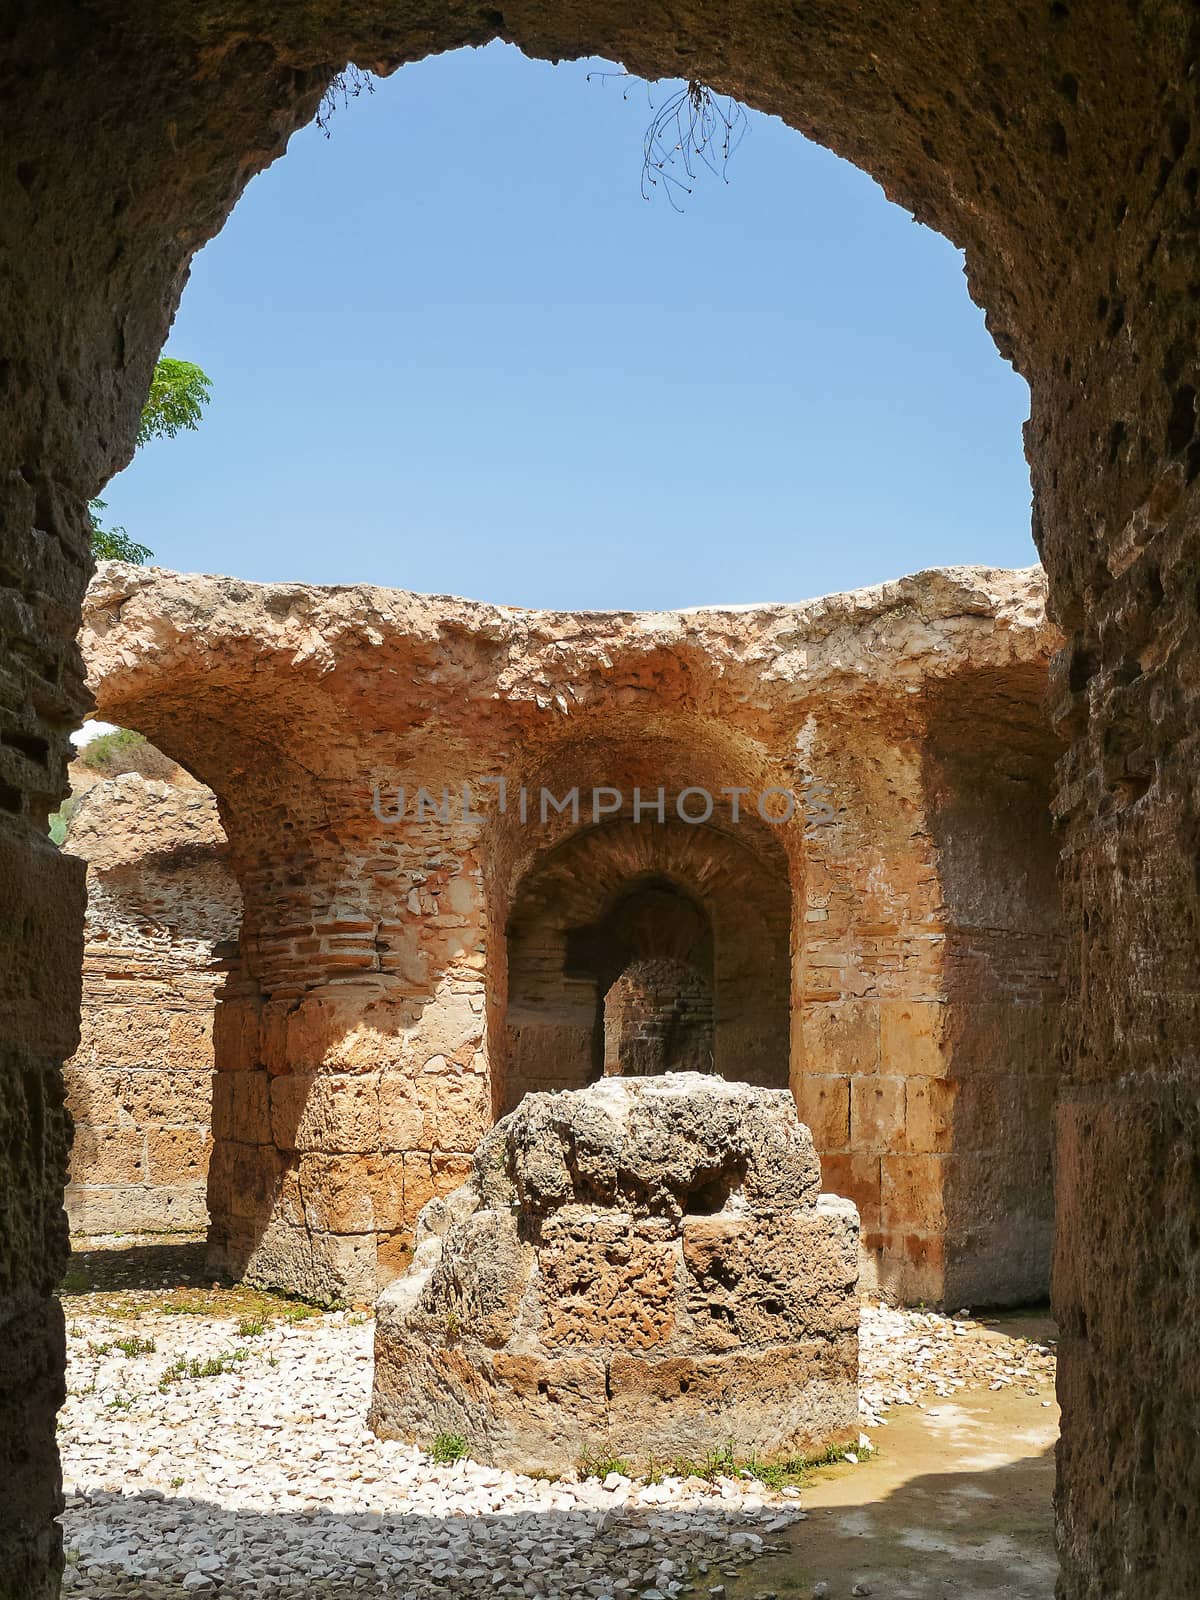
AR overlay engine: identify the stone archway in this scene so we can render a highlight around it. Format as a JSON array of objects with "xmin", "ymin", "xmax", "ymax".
[
  {"xmin": 501, "ymin": 816, "xmax": 794, "ymax": 1114},
  {"xmin": 4, "ymin": 8, "xmax": 1200, "ymax": 1595}
]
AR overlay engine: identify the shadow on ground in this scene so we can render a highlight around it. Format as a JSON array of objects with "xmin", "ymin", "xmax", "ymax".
[
  {"xmin": 62, "ymin": 1439, "xmax": 1054, "ymax": 1600},
  {"xmin": 63, "ymin": 1239, "xmax": 213, "ymax": 1295}
]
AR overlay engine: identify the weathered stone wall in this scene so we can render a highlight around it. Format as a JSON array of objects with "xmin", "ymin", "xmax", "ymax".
[
  {"xmin": 797, "ymin": 664, "xmax": 1064, "ymax": 1305},
  {"xmin": 62, "ymin": 773, "xmax": 240, "ymax": 1235},
  {"xmin": 81, "ymin": 562, "xmax": 1061, "ymax": 1315},
  {"xmin": 602, "ymin": 956, "xmax": 714, "ymax": 1078}
]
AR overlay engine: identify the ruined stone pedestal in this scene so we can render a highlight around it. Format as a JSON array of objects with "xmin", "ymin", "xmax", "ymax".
[{"xmin": 370, "ymin": 1072, "xmax": 859, "ymax": 1473}]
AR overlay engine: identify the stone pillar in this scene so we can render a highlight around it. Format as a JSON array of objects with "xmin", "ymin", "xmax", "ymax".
[
  {"xmin": 797, "ymin": 678, "xmax": 1063, "ymax": 1310},
  {"xmin": 1045, "ymin": 417, "xmax": 1200, "ymax": 1592},
  {"xmin": 797, "ymin": 723, "xmax": 951, "ymax": 1301},
  {"xmin": 0, "ymin": 494, "xmax": 91, "ymax": 1598},
  {"xmin": 372, "ymin": 1073, "xmax": 860, "ymax": 1473},
  {"xmin": 207, "ymin": 804, "xmax": 494, "ymax": 1303}
]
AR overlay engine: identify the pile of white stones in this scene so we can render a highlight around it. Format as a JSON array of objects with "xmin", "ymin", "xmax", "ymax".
[{"xmin": 58, "ymin": 1308, "xmax": 805, "ymax": 1599}]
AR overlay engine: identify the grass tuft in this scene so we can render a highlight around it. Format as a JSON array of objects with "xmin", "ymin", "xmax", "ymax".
[
  {"xmin": 430, "ymin": 1432, "xmax": 467, "ymax": 1465},
  {"xmin": 157, "ymin": 1349, "xmax": 249, "ymax": 1391},
  {"xmin": 114, "ymin": 1335, "xmax": 156, "ymax": 1359}
]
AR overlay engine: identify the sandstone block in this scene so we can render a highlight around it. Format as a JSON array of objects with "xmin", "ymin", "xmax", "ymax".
[
  {"xmin": 803, "ymin": 1001, "xmax": 881, "ymax": 1077},
  {"xmin": 167, "ymin": 1011, "xmax": 215, "ymax": 1070},
  {"xmin": 851, "ymin": 1074, "xmax": 906, "ymax": 1150},
  {"xmin": 270, "ymin": 1071, "xmax": 382, "ymax": 1154},
  {"xmin": 145, "ymin": 1127, "xmax": 211, "ymax": 1184},
  {"xmin": 881, "ymin": 1151, "xmax": 947, "ymax": 1231},
  {"xmin": 797, "ymin": 1073, "xmax": 851, "ymax": 1149},
  {"xmin": 820, "ymin": 1151, "xmax": 882, "ymax": 1231},
  {"xmin": 372, "ymin": 1073, "xmax": 858, "ymax": 1473},
  {"xmin": 379, "ymin": 1074, "xmax": 426, "ymax": 1152},
  {"xmin": 68, "ymin": 1127, "xmax": 143, "ymax": 1186},
  {"xmin": 879, "ymin": 999, "xmax": 950, "ymax": 1077},
  {"xmin": 213, "ymin": 1069, "xmax": 270, "ymax": 1145},
  {"xmin": 298, "ymin": 1152, "xmax": 405, "ymax": 1235}
]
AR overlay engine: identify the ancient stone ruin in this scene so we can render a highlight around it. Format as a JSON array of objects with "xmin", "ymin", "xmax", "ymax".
[
  {"xmin": 7, "ymin": 11, "xmax": 1200, "ymax": 1593},
  {"xmin": 78, "ymin": 560, "xmax": 1062, "ymax": 1313},
  {"xmin": 63, "ymin": 772, "xmax": 240, "ymax": 1235},
  {"xmin": 371, "ymin": 1072, "xmax": 859, "ymax": 1473}
]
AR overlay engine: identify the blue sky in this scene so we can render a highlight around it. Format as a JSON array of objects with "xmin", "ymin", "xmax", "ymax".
[{"xmin": 104, "ymin": 42, "xmax": 1035, "ymax": 613}]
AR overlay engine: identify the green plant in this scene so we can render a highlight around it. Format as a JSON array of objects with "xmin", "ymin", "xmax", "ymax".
[
  {"xmin": 578, "ymin": 1448, "xmax": 631, "ymax": 1481},
  {"xmin": 430, "ymin": 1432, "xmax": 467, "ymax": 1465},
  {"xmin": 106, "ymin": 1392, "xmax": 135, "ymax": 1411},
  {"xmin": 237, "ymin": 1317, "xmax": 265, "ymax": 1338},
  {"xmin": 89, "ymin": 503, "xmax": 153, "ymax": 564},
  {"xmin": 90, "ymin": 355, "xmax": 212, "ymax": 564},
  {"xmin": 169, "ymin": 1476, "xmax": 185, "ymax": 1490},
  {"xmin": 78, "ymin": 729, "xmax": 177, "ymax": 781},
  {"xmin": 136, "ymin": 359, "xmax": 211, "ymax": 447},
  {"xmin": 114, "ymin": 1335, "xmax": 156, "ymax": 1359},
  {"xmin": 48, "ymin": 794, "xmax": 79, "ymax": 846},
  {"xmin": 86, "ymin": 1341, "xmax": 112, "ymax": 1358},
  {"xmin": 444, "ymin": 1310, "xmax": 462, "ymax": 1340},
  {"xmin": 744, "ymin": 1438, "xmax": 875, "ymax": 1490},
  {"xmin": 579, "ymin": 1437, "xmax": 874, "ymax": 1491},
  {"xmin": 283, "ymin": 1303, "xmax": 320, "ymax": 1323},
  {"xmin": 157, "ymin": 1349, "xmax": 248, "ymax": 1391}
]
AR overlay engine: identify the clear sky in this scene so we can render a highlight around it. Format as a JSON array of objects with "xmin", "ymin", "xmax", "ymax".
[{"xmin": 102, "ymin": 42, "xmax": 1036, "ymax": 613}]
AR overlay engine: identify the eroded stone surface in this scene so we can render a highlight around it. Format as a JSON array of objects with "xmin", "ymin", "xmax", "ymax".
[
  {"xmin": 63, "ymin": 773, "xmax": 240, "ymax": 1235},
  {"xmin": 371, "ymin": 1073, "xmax": 859, "ymax": 1473}
]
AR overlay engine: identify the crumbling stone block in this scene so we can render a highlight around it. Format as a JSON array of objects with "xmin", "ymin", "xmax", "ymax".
[{"xmin": 371, "ymin": 1073, "xmax": 859, "ymax": 1473}]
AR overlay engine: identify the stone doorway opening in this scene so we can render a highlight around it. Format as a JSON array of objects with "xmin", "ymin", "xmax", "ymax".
[
  {"xmin": 572, "ymin": 876, "xmax": 715, "ymax": 1078},
  {"xmin": 499, "ymin": 805, "xmax": 795, "ymax": 1118},
  {"xmin": 58, "ymin": 730, "xmax": 242, "ymax": 1245},
  {"xmin": 601, "ymin": 951, "xmax": 714, "ymax": 1078}
]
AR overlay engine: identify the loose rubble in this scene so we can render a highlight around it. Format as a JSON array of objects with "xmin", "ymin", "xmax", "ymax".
[
  {"xmin": 59, "ymin": 1304, "xmax": 801, "ymax": 1599},
  {"xmin": 58, "ymin": 1247, "xmax": 1056, "ymax": 1599},
  {"xmin": 858, "ymin": 1301, "xmax": 1056, "ymax": 1429}
]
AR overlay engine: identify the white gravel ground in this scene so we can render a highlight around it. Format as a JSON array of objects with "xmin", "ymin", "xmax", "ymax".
[
  {"xmin": 58, "ymin": 1307, "xmax": 807, "ymax": 1598},
  {"xmin": 56, "ymin": 1269, "xmax": 1054, "ymax": 1600}
]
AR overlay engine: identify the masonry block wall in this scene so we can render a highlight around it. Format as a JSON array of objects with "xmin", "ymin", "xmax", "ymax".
[
  {"xmin": 796, "ymin": 667, "xmax": 1063, "ymax": 1306},
  {"xmin": 9, "ymin": 9, "xmax": 1200, "ymax": 1593},
  {"xmin": 62, "ymin": 772, "xmax": 240, "ymax": 1235},
  {"xmin": 79, "ymin": 561, "xmax": 1062, "ymax": 1314}
]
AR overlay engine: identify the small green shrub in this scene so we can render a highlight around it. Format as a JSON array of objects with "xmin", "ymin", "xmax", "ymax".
[
  {"xmin": 48, "ymin": 795, "xmax": 78, "ymax": 846},
  {"xmin": 282, "ymin": 1303, "xmax": 319, "ymax": 1324},
  {"xmin": 578, "ymin": 1449, "xmax": 632, "ymax": 1481},
  {"xmin": 236, "ymin": 1318, "xmax": 265, "ymax": 1338},
  {"xmin": 430, "ymin": 1433, "xmax": 468, "ymax": 1465},
  {"xmin": 79, "ymin": 729, "xmax": 177, "ymax": 781}
]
